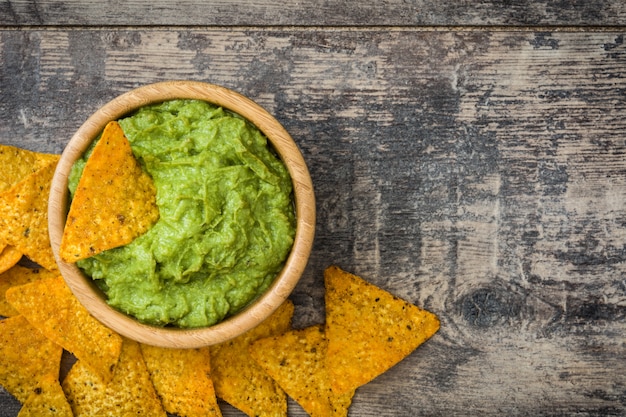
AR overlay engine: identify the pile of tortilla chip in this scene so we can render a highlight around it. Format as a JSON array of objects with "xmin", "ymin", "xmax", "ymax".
[
  {"xmin": 0, "ymin": 145, "xmax": 60, "ymax": 271},
  {"xmin": 1, "ymin": 263, "xmax": 439, "ymax": 416},
  {"xmin": 0, "ymin": 143, "xmax": 220, "ymax": 417},
  {"xmin": 0, "ymin": 142, "xmax": 440, "ymax": 417},
  {"xmin": 248, "ymin": 266, "xmax": 440, "ymax": 417}
]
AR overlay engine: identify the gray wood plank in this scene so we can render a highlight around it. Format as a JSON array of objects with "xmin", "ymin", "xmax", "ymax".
[
  {"xmin": 1, "ymin": 0, "xmax": 626, "ymax": 27},
  {"xmin": 1, "ymin": 28, "xmax": 625, "ymax": 416}
]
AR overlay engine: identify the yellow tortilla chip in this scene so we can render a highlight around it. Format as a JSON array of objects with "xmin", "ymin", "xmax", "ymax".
[
  {"xmin": 62, "ymin": 338, "xmax": 166, "ymax": 417},
  {"xmin": 250, "ymin": 324, "xmax": 354, "ymax": 417},
  {"xmin": 17, "ymin": 373, "xmax": 72, "ymax": 417},
  {"xmin": 210, "ymin": 300, "xmax": 294, "ymax": 417},
  {"xmin": 324, "ymin": 266, "xmax": 440, "ymax": 395},
  {"xmin": 141, "ymin": 344, "xmax": 222, "ymax": 417},
  {"xmin": 0, "ymin": 144, "xmax": 59, "ymax": 193},
  {"xmin": 0, "ymin": 265, "xmax": 57, "ymax": 317},
  {"xmin": 0, "ymin": 162, "xmax": 58, "ymax": 270},
  {"xmin": 0, "ymin": 244, "xmax": 22, "ymax": 275},
  {"xmin": 5, "ymin": 275, "xmax": 122, "ymax": 383},
  {"xmin": 60, "ymin": 120, "xmax": 159, "ymax": 262},
  {"xmin": 0, "ymin": 315, "xmax": 63, "ymax": 403}
]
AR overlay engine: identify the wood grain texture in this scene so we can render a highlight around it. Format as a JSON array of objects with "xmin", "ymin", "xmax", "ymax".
[
  {"xmin": 1, "ymin": 0, "xmax": 626, "ymax": 26},
  {"xmin": 1, "ymin": 28, "xmax": 626, "ymax": 416}
]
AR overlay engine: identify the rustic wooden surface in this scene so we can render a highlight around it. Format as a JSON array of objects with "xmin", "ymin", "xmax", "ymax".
[
  {"xmin": 2, "ymin": 0, "xmax": 626, "ymax": 26},
  {"xmin": 1, "ymin": 2, "xmax": 626, "ymax": 416}
]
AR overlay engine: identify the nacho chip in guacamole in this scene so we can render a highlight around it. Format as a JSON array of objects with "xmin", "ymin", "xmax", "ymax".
[
  {"xmin": 324, "ymin": 266, "xmax": 440, "ymax": 395},
  {"xmin": 60, "ymin": 120, "xmax": 159, "ymax": 262}
]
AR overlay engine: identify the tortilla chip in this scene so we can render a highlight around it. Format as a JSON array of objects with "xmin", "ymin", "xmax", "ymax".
[
  {"xmin": 5, "ymin": 275, "xmax": 122, "ymax": 383},
  {"xmin": 0, "ymin": 244, "xmax": 22, "ymax": 275},
  {"xmin": 62, "ymin": 338, "xmax": 166, "ymax": 417},
  {"xmin": 0, "ymin": 315, "xmax": 63, "ymax": 403},
  {"xmin": 250, "ymin": 324, "xmax": 354, "ymax": 417},
  {"xmin": 60, "ymin": 120, "xmax": 159, "ymax": 262},
  {"xmin": 141, "ymin": 344, "xmax": 222, "ymax": 417},
  {"xmin": 324, "ymin": 266, "xmax": 440, "ymax": 395},
  {"xmin": 0, "ymin": 162, "xmax": 58, "ymax": 270},
  {"xmin": 0, "ymin": 265, "xmax": 57, "ymax": 317},
  {"xmin": 17, "ymin": 373, "xmax": 72, "ymax": 417},
  {"xmin": 0, "ymin": 144, "xmax": 59, "ymax": 193},
  {"xmin": 210, "ymin": 300, "xmax": 294, "ymax": 417}
]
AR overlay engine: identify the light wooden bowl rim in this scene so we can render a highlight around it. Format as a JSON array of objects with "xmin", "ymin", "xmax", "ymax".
[{"xmin": 48, "ymin": 81, "xmax": 315, "ymax": 348}]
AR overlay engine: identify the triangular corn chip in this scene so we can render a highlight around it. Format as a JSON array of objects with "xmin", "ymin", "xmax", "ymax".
[
  {"xmin": 0, "ymin": 265, "xmax": 57, "ymax": 317},
  {"xmin": 141, "ymin": 344, "xmax": 222, "ymax": 417},
  {"xmin": 62, "ymin": 338, "xmax": 166, "ymax": 417},
  {"xmin": 0, "ymin": 162, "xmax": 58, "ymax": 270},
  {"xmin": 0, "ymin": 315, "xmax": 63, "ymax": 403},
  {"xmin": 5, "ymin": 275, "xmax": 122, "ymax": 383},
  {"xmin": 250, "ymin": 324, "xmax": 354, "ymax": 417},
  {"xmin": 324, "ymin": 266, "xmax": 440, "ymax": 395},
  {"xmin": 0, "ymin": 144, "xmax": 59, "ymax": 193},
  {"xmin": 0, "ymin": 244, "xmax": 22, "ymax": 275},
  {"xmin": 211, "ymin": 300, "xmax": 294, "ymax": 417},
  {"xmin": 17, "ymin": 373, "xmax": 72, "ymax": 417},
  {"xmin": 60, "ymin": 120, "xmax": 159, "ymax": 262}
]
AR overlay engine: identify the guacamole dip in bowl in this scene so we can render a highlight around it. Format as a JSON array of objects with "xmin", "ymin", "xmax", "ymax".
[{"xmin": 49, "ymin": 81, "xmax": 315, "ymax": 348}]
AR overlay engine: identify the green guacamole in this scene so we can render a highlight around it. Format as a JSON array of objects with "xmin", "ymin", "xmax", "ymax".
[{"xmin": 68, "ymin": 99, "xmax": 296, "ymax": 328}]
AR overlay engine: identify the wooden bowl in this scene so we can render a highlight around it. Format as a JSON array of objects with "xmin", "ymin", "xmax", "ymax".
[{"xmin": 48, "ymin": 81, "xmax": 315, "ymax": 348}]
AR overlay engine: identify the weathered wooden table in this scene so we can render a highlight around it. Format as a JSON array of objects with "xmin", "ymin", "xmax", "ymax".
[{"xmin": 2, "ymin": 2, "xmax": 626, "ymax": 416}]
